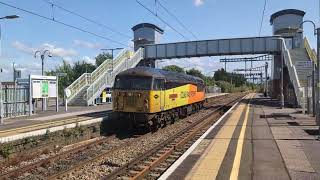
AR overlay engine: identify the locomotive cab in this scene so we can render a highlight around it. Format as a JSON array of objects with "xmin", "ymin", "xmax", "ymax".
[{"xmin": 113, "ymin": 75, "xmax": 153, "ymax": 113}]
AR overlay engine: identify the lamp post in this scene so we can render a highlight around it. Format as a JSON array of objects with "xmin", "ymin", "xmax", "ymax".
[
  {"xmin": 0, "ymin": 68, "xmax": 3, "ymax": 125},
  {"xmin": 34, "ymin": 50, "xmax": 52, "ymax": 76},
  {"xmin": 0, "ymin": 15, "xmax": 19, "ymax": 125},
  {"xmin": 298, "ymin": 21, "xmax": 317, "ymax": 117},
  {"xmin": 298, "ymin": 20, "xmax": 320, "ymax": 138},
  {"xmin": 264, "ymin": 62, "xmax": 269, "ymax": 97},
  {"xmin": 0, "ymin": 15, "xmax": 19, "ymax": 56},
  {"xmin": 101, "ymin": 48, "xmax": 124, "ymax": 71},
  {"xmin": 34, "ymin": 50, "xmax": 52, "ymax": 111},
  {"xmin": 56, "ymin": 73, "xmax": 67, "ymax": 112}
]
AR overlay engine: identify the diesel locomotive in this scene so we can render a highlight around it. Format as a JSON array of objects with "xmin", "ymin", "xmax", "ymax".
[{"xmin": 112, "ymin": 67, "xmax": 205, "ymax": 129}]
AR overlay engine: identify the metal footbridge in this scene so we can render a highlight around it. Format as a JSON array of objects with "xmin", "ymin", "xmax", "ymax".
[{"xmin": 66, "ymin": 35, "xmax": 316, "ymax": 108}]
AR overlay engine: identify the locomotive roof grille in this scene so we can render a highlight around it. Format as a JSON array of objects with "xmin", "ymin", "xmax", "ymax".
[{"xmin": 116, "ymin": 67, "xmax": 204, "ymax": 85}]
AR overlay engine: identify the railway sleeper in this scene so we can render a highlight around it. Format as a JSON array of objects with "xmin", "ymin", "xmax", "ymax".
[
  {"xmin": 129, "ymin": 170, "xmax": 141, "ymax": 175},
  {"xmin": 165, "ymin": 158, "xmax": 176, "ymax": 163},
  {"xmin": 150, "ymin": 157, "xmax": 160, "ymax": 161},
  {"xmin": 119, "ymin": 176, "xmax": 131, "ymax": 180},
  {"xmin": 137, "ymin": 165, "xmax": 149, "ymax": 169},
  {"xmin": 152, "ymin": 167, "xmax": 167, "ymax": 172},
  {"xmin": 148, "ymin": 172, "xmax": 161, "ymax": 178},
  {"xmin": 169, "ymin": 154, "xmax": 180, "ymax": 159}
]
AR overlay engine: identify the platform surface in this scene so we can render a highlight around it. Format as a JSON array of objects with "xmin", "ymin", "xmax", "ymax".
[
  {"xmin": 0, "ymin": 104, "xmax": 112, "ymax": 132},
  {"xmin": 161, "ymin": 93, "xmax": 320, "ymax": 180}
]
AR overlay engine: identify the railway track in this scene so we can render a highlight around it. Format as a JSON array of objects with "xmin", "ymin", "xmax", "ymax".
[
  {"xmin": 103, "ymin": 93, "xmax": 245, "ymax": 180},
  {"xmin": 0, "ymin": 93, "xmax": 243, "ymax": 179}
]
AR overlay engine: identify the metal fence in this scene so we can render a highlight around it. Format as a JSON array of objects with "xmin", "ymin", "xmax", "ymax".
[{"xmin": 0, "ymin": 84, "xmax": 29, "ymax": 118}]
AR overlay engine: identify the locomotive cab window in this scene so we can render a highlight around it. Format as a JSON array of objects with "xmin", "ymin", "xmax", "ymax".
[
  {"xmin": 114, "ymin": 76, "xmax": 152, "ymax": 90},
  {"xmin": 153, "ymin": 78, "xmax": 165, "ymax": 90}
]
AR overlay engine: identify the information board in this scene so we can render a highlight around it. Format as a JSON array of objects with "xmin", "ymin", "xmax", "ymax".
[{"xmin": 30, "ymin": 75, "xmax": 57, "ymax": 98}]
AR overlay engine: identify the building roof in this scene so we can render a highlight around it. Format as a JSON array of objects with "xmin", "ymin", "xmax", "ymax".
[
  {"xmin": 270, "ymin": 9, "xmax": 305, "ymax": 24},
  {"xmin": 132, "ymin": 23, "xmax": 164, "ymax": 34}
]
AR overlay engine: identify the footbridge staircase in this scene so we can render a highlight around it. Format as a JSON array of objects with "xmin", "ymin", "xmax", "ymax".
[
  {"xmin": 66, "ymin": 48, "xmax": 144, "ymax": 106},
  {"xmin": 271, "ymin": 37, "xmax": 316, "ymax": 108}
]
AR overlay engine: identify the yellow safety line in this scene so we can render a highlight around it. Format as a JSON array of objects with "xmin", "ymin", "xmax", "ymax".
[
  {"xmin": 229, "ymin": 94, "xmax": 253, "ymax": 179},
  {"xmin": 187, "ymin": 95, "xmax": 250, "ymax": 179}
]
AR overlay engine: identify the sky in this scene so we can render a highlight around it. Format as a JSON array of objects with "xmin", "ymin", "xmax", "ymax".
[{"xmin": 0, "ymin": 0, "xmax": 318, "ymax": 81}]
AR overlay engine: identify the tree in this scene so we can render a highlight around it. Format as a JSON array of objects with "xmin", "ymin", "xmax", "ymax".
[
  {"xmin": 46, "ymin": 60, "xmax": 95, "ymax": 97},
  {"xmin": 204, "ymin": 76, "xmax": 215, "ymax": 86},
  {"xmin": 162, "ymin": 65, "xmax": 185, "ymax": 73},
  {"xmin": 186, "ymin": 68, "xmax": 204, "ymax": 79},
  {"xmin": 95, "ymin": 52, "xmax": 112, "ymax": 67},
  {"xmin": 46, "ymin": 60, "xmax": 74, "ymax": 96},
  {"xmin": 73, "ymin": 61, "xmax": 96, "ymax": 78},
  {"xmin": 214, "ymin": 68, "xmax": 246, "ymax": 87}
]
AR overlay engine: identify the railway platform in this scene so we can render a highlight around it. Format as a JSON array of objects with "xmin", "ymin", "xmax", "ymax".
[
  {"xmin": 160, "ymin": 93, "xmax": 320, "ymax": 180},
  {"xmin": 0, "ymin": 104, "xmax": 112, "ymax": 142}
]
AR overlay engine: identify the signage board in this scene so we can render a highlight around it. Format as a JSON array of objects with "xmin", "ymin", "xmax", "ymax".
[
  {"xmin": 30, "ymin": 75, "xmax": 57, "ymax": 98},
  {"xmin": 49, "ymin": 81, "xmax": 57, "ymax": 97}
]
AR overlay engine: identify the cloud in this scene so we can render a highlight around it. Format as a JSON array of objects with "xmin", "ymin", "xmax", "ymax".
[
  {"xmin": 73, "ymin": 40, "xmax": 103, "ymax": 49},
  {"xmin": 12, "ymin": 41, "xmax": 77, "ymax": 58},
  {"xmin": 194, "ymin": 0, "xmax": 204, "ymax": 6},
  {"xmin": 82, "ymin": 56, "xmax": 95, "ymax": 64},
  {"xmin": 42, "ymin": 43, "xmax": 77, "ymax": 57},
  {"xmin": 12, "ymin": 41, "xmax": 35, "ymax": 54}
]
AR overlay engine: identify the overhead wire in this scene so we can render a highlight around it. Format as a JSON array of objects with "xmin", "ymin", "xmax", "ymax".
[
  {"xmin": 258, "ymin": 0, "xmax": 267, "ymax": 36},
  {"xmin": 0, "ymin": 1, "xmax": 129, "ymax": 47},
  {"xmin": 135, "ymin": 0, "xmax": 189, "ymax": 41},
  {"xmin": 157, "ymin": 0, "xmax": 198, "ymax": 40},
  {"xmin": 41, "ymin": 0, "xmax": 131, "ymax": 39}
]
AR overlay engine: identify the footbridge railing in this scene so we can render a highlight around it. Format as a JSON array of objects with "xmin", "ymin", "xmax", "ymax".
[
  {"xmin": 280, "ymin": 39, "xmax": 304, "ymax": 106},
  {"xmin": 86, "ymin": 48, "xmax": 144, "ymax": 105},
  {"xmin": 304, "ymin": 37, "xmax": 317, "ymax": 65}
]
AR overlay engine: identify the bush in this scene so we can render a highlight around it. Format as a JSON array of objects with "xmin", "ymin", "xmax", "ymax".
[{"xmin": 0, "ymin": 144, "xmax": 13, "ymax": 158}]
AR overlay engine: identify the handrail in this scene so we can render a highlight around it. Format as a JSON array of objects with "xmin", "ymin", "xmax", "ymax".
[
  {"xmin": 86, "ymin": 48, "xmax": 144, "ymax": 105},
  {"xmin": 304, "ymin": 37, "xmax": 317, "ymax": 65},
  {"xmin": 65, "ymin": 73, "xmax": 91, "ymax": 101},
  {"xmin": 65, "ymin": 49, "xmax": 129, "ymax": 104},
  {"xmin": 90, "ymin": 48, "xmax": 128, "ymax": 83},
  {"xmin": 280, "ymin": 39, "xmax": 304, "ymax": 106}
]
